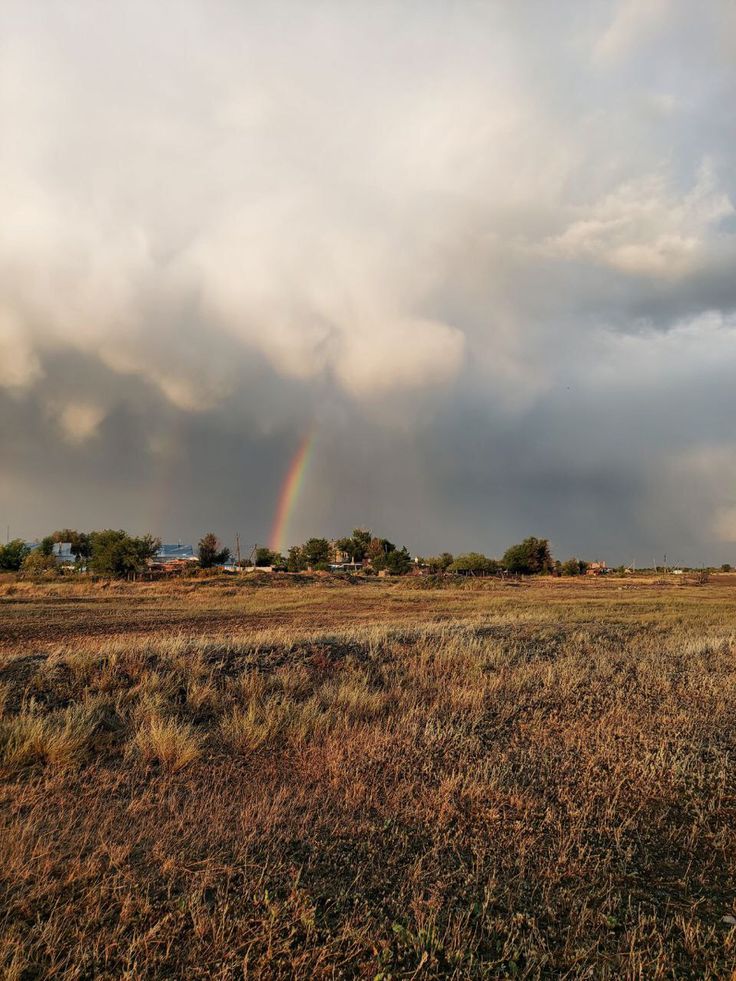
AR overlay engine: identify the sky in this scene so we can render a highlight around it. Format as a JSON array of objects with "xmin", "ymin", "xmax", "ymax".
[{"xmin": 1, "ymin": 0, "xmax": 735, "ymax": 565}]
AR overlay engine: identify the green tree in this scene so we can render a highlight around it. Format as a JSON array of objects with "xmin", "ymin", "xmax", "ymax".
[
  {"xmin": 89, "ymin": 530, "xmax": 160, "ymax": 577},
  {"xmin": 254, "ymin": 547, "xmax": 282, "ymax": 567},
  {"xmin": 21, "ymin": 550, "xmax": 58, "ymax": 574},
  {"xmin": 303, "ymin": 538, "xmax": 330, "ymax": 568},
  {"xmin": 52, "ymin": 529, "xmax": 92, "ymax": 562},
  {"xmin": 447, "ymin": 552, "xmax": 498, "ymax": 575},
  {"xmin": 372, "ymin": 545, "xmax": 412, "ymax": 575},
  {"xmin": 561, "ymin": 557, "xmax": 588, "ymax": 576},
  {"xmin": 721, "ymin": 563, "xmax": 732, "ymax": 573},
  {"xmin": 366, "ymin": 537, "xmax": 396, "ymax": 564},
  {"xmin": 52, "ymin": 528, "xmax": 76, "ymax": 543},
  {"xmin": 197, "ymin": 533, "xmax": 231, "ymax": 568},
  {"xmin": 39, "ymin": 536, "xmax": 55, "ymax": 557},
  {"xmin": 287, "ymin": 545, "xmax": 307, "ymax": 572},
  {"xmin": 0, "ymin": 539, "xmax": 31, "ymax": 571},
  {"xmin": 502, "ymin": 537, "xmax": 553, "ymax": 575},
  {"xmin": 332, "ymin": 529, "xmax": 376, "ymax": 564},
  {"xmin": 350, "ymin": 528, "xmax": 373, "ymax": 562},
  {"xmin": 424, "ymin": 552, "xmax": 454, "ymax": 572}
]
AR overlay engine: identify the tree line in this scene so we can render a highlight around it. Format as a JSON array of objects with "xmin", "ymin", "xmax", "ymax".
[
  {"xmin": 227, "ymin": 531, "xmax": 585, "ymax": 577},
  {"xmin": 417, "ymin": 537, "xmax": 584, "ymax": 576},
  {"xmin": 0, "ymin": 530, "xmax": 160, "ymax": 577},
  {"xmin": 0, "ymin": 526, "xmax": 599, "ymax": 579},
  {"xmin": 209, "ymin": 529, "xmax": 414, "ymax": 575}
]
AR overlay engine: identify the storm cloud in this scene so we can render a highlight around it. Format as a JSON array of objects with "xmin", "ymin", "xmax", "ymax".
[{"xmin": 1, "ymin": 0, "xmax": 735, "ymax": 564}]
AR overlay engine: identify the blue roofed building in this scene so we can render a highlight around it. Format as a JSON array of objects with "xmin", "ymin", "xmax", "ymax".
[
  {"xmin": 52, "ymin": 542, "xmax": 76, "ymax": 564},
  {"xmin": 153, "ymin": 543, "xmax": 197, "ymax": 563},
  {"xmin": 25, "ymin": 541, "xmax": 77, "ymax": 565}
]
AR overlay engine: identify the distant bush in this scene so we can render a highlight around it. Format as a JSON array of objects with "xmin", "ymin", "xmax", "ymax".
[
  {"xmin": 0, "ymin": 540, "xmax": 31, "ymax": 572},
  {"xmin": 89, "ymin": 530, "xmax": 160, "ymax": 577},
  {"xmin": 252, "ymin": 547, "xmax": 283, "ymax": 568},
  {"xmin": 198, "ymin": 532, "xmax": 231, "ymax": 568},
  {"xmin": 502, "ymin": 537, "xmax": 553, "ymax": 575},
  {"xmin": 560, "ymin": 558, "xmax": 588, "ymax": 576},
  {"xmin": 448, "ymin": 553, "xmax": 498, "ymax": 575},
  {"xmin": 303, "ymin": 538, "xmax": 331, "ymax": 568},
  {"xmin": 372, "ymin": 546, "xmax": 412, "ymax": 576},
  {"xmin": 422, "ymin": 553, "xmax": 455, "ymax": 572},
  {"xmin": 287, "ymin": 546, "xmax": 307, "ymax": 572},
  {"xmin": 20, "ymin": 551, "xmax": 58, "ymax": 576}
]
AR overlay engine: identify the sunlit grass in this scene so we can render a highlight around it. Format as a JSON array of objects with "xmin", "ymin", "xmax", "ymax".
[
  {"xmin": 0, "ymin": 578, "xmax": 735, "ymax": 977},
  {"xmin": 133, "ymin": 715, "xmax": 202, "ymax": 772}
]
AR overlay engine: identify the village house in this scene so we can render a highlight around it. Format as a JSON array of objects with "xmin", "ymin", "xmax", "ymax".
[
  {"xmin": 329, "ymin": 540, "xmax": 351, "ymax": 565},
  {"xmin": 52, "ymin": 542, "xmax": 76, "ymax": 565},
  {"xmin": 328, "ymin": 539, "xmax": 363, "ymax": 571},
  {"xmin": 150, "ymin": 543, "xmax": 197, "ymax": 573},
  {"xmin": 586, "ymin": 561, "xmax": 607, "ymax": 576}
]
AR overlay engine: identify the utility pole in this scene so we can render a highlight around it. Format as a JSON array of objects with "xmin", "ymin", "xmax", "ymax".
[{"xmin": 235, "ymin": 533, "xmax": 242, "ymax": 572}]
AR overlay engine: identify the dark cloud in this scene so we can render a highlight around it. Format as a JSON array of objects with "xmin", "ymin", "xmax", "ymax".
[{"xmin": 1, "ymin": 1, "xmax": 735, "ymax": 563}]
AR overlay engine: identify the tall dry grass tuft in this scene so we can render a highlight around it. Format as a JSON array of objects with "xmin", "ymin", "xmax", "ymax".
[
  {"xmin": 0, "ymin": 702, "xmax": 99, "ymax": 772},
  {"xmin": 133, "ymin": 715, "xmax": 201, "ymax": 772},
  {"xmin": 218, "ymin": 701, "xmax": 285, "ymax": 753}
]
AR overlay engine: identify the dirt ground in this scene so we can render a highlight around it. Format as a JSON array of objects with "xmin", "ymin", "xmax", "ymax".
[
  {"xmin": 1, "ymin": 572, "xmax": 730, "ymax": 652},
  {"xmin": 1, "ymin": 575, "xmax": 735, "ymax": 978}
]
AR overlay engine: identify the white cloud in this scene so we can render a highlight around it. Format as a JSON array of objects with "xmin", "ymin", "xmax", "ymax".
[
  {"xmin": 0, "ymin": 308, "xmax": 42, "ymax": 389},
  {"xmin": 334, "ymin": 316, "xmax": 464, "ymax": 396},
  {"xmin": 545, "ymin": 163, "xmax": 734, "ymax": 278},
  {"xmin": 593, "ymin": 0, "xmax": 670, "ymax": 65},
  {"xmin": 1, "ymin": 1, "xmax": 733, "ymax": 414},
  {"xmin": 55, "ymin": 402, "xmax": 106, "ymax": 443}
]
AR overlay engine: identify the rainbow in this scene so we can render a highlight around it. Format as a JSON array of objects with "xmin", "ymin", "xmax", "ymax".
[{"xmin": 269, "ymin": 427, "xmax": 316, "ymax": 554}]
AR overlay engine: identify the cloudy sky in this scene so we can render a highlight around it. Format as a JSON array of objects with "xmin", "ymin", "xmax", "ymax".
[{"xmin": 2, "ymin": 1, "xmax": 735, "ymax": 564}]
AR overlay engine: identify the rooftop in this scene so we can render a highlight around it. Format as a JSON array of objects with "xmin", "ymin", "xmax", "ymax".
[{"xmin": 154, "ymin": 544, "xmax": 195, "ymax": 561}]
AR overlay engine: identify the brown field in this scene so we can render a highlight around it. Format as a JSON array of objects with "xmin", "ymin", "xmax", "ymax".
[{"xmin": 1, "ymin": 575, "xmax": 735, "ymax": 978}]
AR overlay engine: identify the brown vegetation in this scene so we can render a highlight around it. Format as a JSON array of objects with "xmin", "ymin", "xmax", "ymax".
[{"xmin": 0, "ymin": 577, "xmax": 735, "ymax": 977}]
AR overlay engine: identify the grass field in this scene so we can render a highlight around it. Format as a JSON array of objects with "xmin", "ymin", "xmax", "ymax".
[{"xmin": 1, "ymin": 575, "xmax": 735, "ymax": 978}]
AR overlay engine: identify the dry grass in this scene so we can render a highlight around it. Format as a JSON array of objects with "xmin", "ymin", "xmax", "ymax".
[
  {"xmin": 0, "ymin": 578, "xmax": 735, "ymax": 977},
  {"xmin": 0, "ymin": 702, "xmax": 100, "ymax": 773},
  {"xmin": 133, "ymin": 715, "xmax": 202, "ymax": 772}
]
